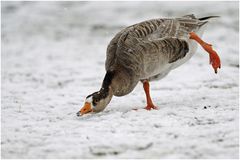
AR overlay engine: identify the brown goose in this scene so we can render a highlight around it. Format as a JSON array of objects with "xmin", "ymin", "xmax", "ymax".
[{"xmin": 77, "ymin": 14, "xmax": 221, "ymax": 116}]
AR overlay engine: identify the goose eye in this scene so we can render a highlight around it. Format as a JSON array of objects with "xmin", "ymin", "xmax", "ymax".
[{"xmin": 93, "ymin": 99, "xmax": 97, "ymax": 105}]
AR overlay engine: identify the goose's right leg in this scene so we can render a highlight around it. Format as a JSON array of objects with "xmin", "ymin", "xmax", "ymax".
[{"xmin": 142, "ymin": 80, "xmax": 158, "ymax": 110}]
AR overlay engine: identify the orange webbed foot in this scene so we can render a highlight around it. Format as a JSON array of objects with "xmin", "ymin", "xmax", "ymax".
[
  {"xmin": 144, "ymin": 105, "xmax": 159, "ymax": 110},
  {"xmin": 201, "ymin": 42, "xmax": 221, "ymax": 74},
  {"xmin": 132, "ymin": 105, "xmax": 158, "ymax": 111},
  {"xmin": 189, "ymin": 32, "xmax": 221, "ymax": 74},
  {"xmin": 209, "ymin": 50, "xmax": 221, "ymax": 74}
]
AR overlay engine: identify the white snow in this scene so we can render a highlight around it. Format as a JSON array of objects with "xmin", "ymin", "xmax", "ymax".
[{"xmin": 1, "ymin": 1, "xmax": 239, "ymax": 159}]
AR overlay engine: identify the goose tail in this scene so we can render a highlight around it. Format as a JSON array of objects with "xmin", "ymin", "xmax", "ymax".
[
  {"xmin": 198, "ymin": 16, "xmax": 220, "ymax": 21},
  {"xmin": 198, "ymin": 16, "xmax": 220, "ymax": 27}
]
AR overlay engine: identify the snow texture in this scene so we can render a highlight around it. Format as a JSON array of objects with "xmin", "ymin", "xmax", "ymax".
[{"xmin": 1, "ymin": 1, "xmax": 239, "ymax": 159}]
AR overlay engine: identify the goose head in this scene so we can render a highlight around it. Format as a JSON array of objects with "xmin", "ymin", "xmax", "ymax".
[{"xmin": 76, "ymin": 88, "xmax": 113, "ymax": 116}]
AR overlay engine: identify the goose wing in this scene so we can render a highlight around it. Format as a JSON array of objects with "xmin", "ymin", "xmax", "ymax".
[
  {"xmin": 111, "ymin": 35, "xmax": 189, "ymax": 79},
  {"xmin": 105, "ymin": 14, "xmax": 205, "ymax": 70},
  {"xmin": 117, "ymin": 36, "xmax": 189, "ymax": 66}
]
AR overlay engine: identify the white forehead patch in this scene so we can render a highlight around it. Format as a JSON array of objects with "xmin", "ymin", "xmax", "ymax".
[{"xmin": 86, "ymin": 96, "xmax": 93, "ymax": 103}]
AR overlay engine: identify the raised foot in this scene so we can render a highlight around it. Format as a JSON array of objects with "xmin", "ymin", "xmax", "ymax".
[
  {"xmin": 208, "ymin": 46, "xmax": 221, "ymax": 74},
  {"xmin": 144, "ymin": 105, "xmax": 159, "ymax": 110},
  {"xmin": 189, "ymin": 32, "xmax": 221, "ymax": 74},
  {"xmin": 201, "ymin": 42, "xmax": 221, "ymax": 74}
]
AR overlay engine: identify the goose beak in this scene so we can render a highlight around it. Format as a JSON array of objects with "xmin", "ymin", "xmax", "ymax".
[{"xmin": 77, "ymin": 102, "xmax": 93, "ymax": 116}]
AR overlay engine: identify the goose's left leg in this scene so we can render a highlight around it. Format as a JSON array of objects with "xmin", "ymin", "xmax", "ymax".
[
  {"xmin": 189, "ymin": 32, "xmax": 221, "ymax": 73},
  {"xmin": 142, "ymin": 80, "xmax": 158, "ymax": 110}
]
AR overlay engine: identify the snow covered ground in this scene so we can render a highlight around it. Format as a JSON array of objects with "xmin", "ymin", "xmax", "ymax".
[{"xmin": 1, "ymin": 1, "xmax": 239, "ymax": 159}]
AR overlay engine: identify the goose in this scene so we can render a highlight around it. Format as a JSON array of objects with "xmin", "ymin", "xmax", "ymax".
[{"xmin": 76, "ymin": 14, "xmax": 221, "ymax": 116}]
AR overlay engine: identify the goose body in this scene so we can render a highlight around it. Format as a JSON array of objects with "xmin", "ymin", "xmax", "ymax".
[
  {"xmin": 106, "ymin": 14, "xmax": 208, "ymax": 96},
  {"xmin": 77, "ymin": 14, "xmax": 221, "ymax": 116}
]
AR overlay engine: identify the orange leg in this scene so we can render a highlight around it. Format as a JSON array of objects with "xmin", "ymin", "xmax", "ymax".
[
  {"xmin": 143, "ymin": 80, "xmax": 158, "ymax": 110},
  {"xmin": 189, "ymin": 32, "xmax": 221, "ymax": 74}
]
